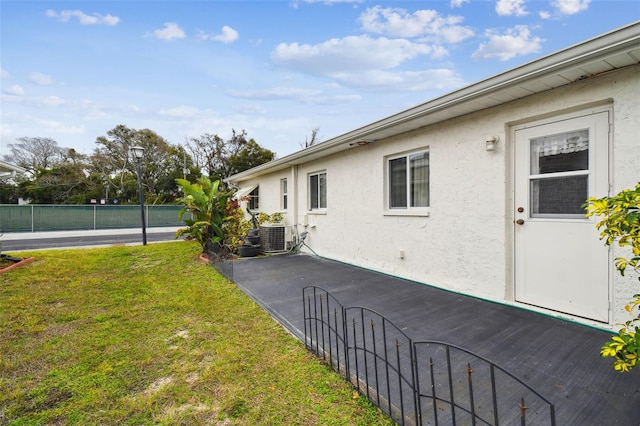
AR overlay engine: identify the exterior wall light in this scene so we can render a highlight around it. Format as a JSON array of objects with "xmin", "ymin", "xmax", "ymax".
[{"xmin": 486, "ymin": 136, "xmax": 500, "ymax": 151}]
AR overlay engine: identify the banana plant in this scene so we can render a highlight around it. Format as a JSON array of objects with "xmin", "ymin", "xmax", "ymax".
[{"xmin": 175, "ymin": 176, "xmax": 232, "ymax": 254}]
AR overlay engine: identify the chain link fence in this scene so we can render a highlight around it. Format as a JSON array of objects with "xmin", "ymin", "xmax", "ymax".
[{"xmin": 0, "ymin": 205, "xmax": 184, "ymax": 233}]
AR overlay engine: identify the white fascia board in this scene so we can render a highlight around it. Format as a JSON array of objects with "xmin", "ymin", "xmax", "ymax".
[{"xmin": 0, "ymin": 160, "xmax": 26, "ymax": 174}]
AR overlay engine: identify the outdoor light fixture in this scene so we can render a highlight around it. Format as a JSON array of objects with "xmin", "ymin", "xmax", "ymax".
[
  {"xmin": 349, "ymin": 140, "xmax": 372, "ymax": 147},
  {"xmin": 130, "ymin": 145, "xmax": 147, "ymax": 246},
  {"xmin": 485, "ymin": 135, "xmax": 500, "ymax": 151}
]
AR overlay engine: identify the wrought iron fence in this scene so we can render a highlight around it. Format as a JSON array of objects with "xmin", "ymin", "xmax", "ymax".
[
  {"xmin": 206, "ymin": 243, "xmax": 234, "ymax": 282},
  {"xmin": 303, "ymin": 286, "xmax": 556, "ymax": 426},
  {"xmin": 0, "ymin": 204, "xmax": 184, "ymax": 233}
]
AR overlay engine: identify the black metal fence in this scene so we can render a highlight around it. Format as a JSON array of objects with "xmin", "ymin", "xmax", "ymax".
[
  {"xmin": 303, "ymin": 286, "xmax": 556, "ymax": 426},
  {"xmin": 206, "ymin": 243, "xmax": 234, "ymax": 282}
]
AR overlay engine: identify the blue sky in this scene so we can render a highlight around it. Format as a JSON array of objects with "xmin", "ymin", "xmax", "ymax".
[{"xmin": 1, "ymin": 1, "xmax": 639, "ymax": 158}]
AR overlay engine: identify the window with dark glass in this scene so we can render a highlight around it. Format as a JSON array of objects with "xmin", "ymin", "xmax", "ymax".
[
  {"xmin": 388, "ymin": 150, "xmax": 429, "ymax": 209},
  {"xmin": 281, "ymin": 179, "xmax": 288, "ymax": 210},
  {"xmin": 309, "ymin": 172, "xmax": 326, "ymax": 210},
  {"xmin": 248, "ymin": 186, "xmax": 259, "ymax": 210},
  {"xmin": 529, "ymin": 130, "xmax": 589, "ymax": 217}
]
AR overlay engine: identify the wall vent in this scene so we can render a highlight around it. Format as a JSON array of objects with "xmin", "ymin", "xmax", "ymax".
[{"xmin": 259, "ymin": 224, "xmax": 287, "ymax": 252}]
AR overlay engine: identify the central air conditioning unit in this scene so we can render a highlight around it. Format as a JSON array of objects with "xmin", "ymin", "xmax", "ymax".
[{"xmin": 259, "ymin": 223, "xmax": 287, "ymax": 253}]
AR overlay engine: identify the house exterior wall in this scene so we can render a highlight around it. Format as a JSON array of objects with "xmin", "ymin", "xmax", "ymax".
[{"xmin": 238, "ymin": 65, "xmax": 640, "ymax": 328}]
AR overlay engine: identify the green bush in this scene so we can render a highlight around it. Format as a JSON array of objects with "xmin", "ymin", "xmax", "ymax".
[{"xmin": 585, "ymin": 182, "xmax": 640, "ymax": 372}]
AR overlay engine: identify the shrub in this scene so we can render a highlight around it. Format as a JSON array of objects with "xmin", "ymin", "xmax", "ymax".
[{"xmin": 585, "ymin": 182, "xmax": 640, "ymax": 372}]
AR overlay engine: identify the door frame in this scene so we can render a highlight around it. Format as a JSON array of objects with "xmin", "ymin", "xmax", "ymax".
[{"xmin": 508, "ymin": 104, "xmax": 613, "ymax": 324}]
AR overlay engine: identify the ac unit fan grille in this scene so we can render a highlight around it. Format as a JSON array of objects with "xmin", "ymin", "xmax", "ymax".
[{"xmin": 259, "ymin": 225, "xmax": 286, "ymax": 252}]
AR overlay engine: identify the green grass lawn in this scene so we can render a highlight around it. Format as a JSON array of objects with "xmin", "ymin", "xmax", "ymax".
[{"xmin": 0, "ymin": 242, "xmax": 394, "ymax": 425}]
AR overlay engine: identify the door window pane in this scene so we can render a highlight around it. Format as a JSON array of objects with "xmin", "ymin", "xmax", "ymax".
[
  {"xmin": 529, "ymin": 129, "xmax": 589, "ymax": 218},
  {"xmin": 530, "ymin": 175, "xmax": 588, "ymax": 216},
  {"xmin": 530, "ymin": 130, "xmax": 589, "ymax": 175}
]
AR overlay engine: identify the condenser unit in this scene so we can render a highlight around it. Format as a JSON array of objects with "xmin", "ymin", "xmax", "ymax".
[{"xmin": 259, "ymin": 224, "xmax": 287, "ymax": 253}]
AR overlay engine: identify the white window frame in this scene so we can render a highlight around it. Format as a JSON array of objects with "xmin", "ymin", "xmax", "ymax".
[
  {"xmin": 248, "ymin": 186, "xmax": 259, "ymax": 211},
  {"xmin": 308, "ymin": 171, "xmax": 327, "ymax": 212},
  {"xmin": 385, "ymin": 149, "xmax": 430, "ymax": 216},
  {"xmin": 281, "ymin": 178, "xmax": 288, "ymax": 211}
]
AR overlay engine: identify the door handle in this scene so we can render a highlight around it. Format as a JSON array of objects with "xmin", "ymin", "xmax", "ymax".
[{"xmin": 516, "ymin": 219, "xmax": 525, "ymax": 225}]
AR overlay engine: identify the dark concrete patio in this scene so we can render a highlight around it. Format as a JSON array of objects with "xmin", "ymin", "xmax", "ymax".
[{"xmin": 231, "ymin": 253, "xmax": 640, "ymax": 425}]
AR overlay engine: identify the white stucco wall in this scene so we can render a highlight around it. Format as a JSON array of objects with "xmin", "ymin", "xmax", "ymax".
[{"xmin": 238, "ymin": 65, "xmax": 640, "ymax": 328}]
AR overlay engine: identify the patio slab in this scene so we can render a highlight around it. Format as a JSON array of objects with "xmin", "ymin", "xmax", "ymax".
[{"xmin": 231, "ymin": 253, "xmax": 640, "ymax": 425}]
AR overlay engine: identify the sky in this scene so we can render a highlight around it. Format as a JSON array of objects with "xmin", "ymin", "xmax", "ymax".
[{"xmin": 1, "ymin": 1, "xmax": 639, "ymax": 159}]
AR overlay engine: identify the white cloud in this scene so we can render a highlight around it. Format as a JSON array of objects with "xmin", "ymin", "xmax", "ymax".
[
  {"xmin": 233, "ymin": 104, "xmax": 268, "ymax": 115},
  {"xmin": 495, "ymin": 0, "xmax": 528, "ymax": 16},
  {"xmin": 358, "ymin": 6, "xmax": 474, "ymax": 43},
  {"xmin": 472, "ymin": 25, "xmax": 543, "ymax": 61},
  {"xmin": 45, "ymin": 9, "xmax": 119, "ymax": 25},
  {"xmin": 41, "ymin": 96, "xmax": 66, "ymax": 107},
  {"xmin": 1, "ymin": 93, "xmax": 67, "ymax": 107},
  {"xmin": 198, "ymin": 25, "xmax": 239, "ymax": 43},
  {"xmin": 152, "ymin": 23, "xmax": 186, "ymax": 40},
  {"xmin": 552, "ymin": 0, "xmax": 591, "ymax": 15},
  {"xmin": 28, "ymin": 72, "xmax": 55, "ymax": 86},
  {"xmin": 158, "ymin": 105, "xmax": 202, "ymax": 118},
  {"xmin": 450, "ymin": 0, "xmax": 470, "ymax": 7},
  {"xmin": 306, "ymin": 94, "xmax": 362, "ymax": 105},
  {"xmin": 331, "ymin": 69, "xmax": 466, "ymax": 92},
  {"xmin": 228, "ymin": 86, "xmax": 322, "ymax": 101},
  {"xmin": 539, "ymin": 10, "xmax": 552, "ymax": 19},
  {"xmin": 228, "ymin": 86, "xmax": 363, "ymax": 105},
  {"xmin": 37, "ymin": 119, "xmax": 85, "ymax": 134},
  {"xmin": 3, "ymin": 85, "xmax": 24, "ymax": 96},
  {"xmin": 273, "ymin": 35, "xmax": 436, "ymax": 75},
  {"xmin": 0, "ymin": 67, "xmax": 9, "ymax": 79},
  {"xmin": 271, "ymin": 34, "xmax": 465, "ymax": 92},
  {"xmin": 214, "ymin": 26, "xmax": 239, "ymax": 43}
]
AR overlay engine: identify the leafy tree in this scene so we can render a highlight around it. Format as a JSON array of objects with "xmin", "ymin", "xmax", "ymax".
[
  {"xmin": 227, "ymin": 139, "xmax": 275, "ymax": 177},
  {"xmin": 18, "ymin": 161, "xmax": 96, "ymax": 204},
  {"xmin": 186, "ymin": 129, "xmax": 274, "ymax": 183},
  {"xmin": 0, "ymin": 181, "xmax": 21, "ymax": 204},
  {"xmin": 155, "ymin": 144, "xmax": 200, "ymax": 203},
  {"xmin": 585, "ymin": 183, "xmax": 640, "ymax": 372},
  {"xmin": 91, "ymin": 125, "xmax": 192, "ymax": 204}
]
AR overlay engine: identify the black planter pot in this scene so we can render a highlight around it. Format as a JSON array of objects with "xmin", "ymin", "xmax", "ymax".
[
  {"xmin": 238, "ymin": 245, "xmax": 261, "ymax": 257},
  {"xmin": 245, "ymin": 235, "xmax": 260, "ymax": 245}
]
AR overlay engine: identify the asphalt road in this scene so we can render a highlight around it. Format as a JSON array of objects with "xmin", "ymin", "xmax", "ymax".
[{"xmin": 1, "ymin": 228, "xmax": 182, "ymax": 252}]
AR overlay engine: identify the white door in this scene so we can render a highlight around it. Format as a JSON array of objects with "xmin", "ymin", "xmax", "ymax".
[{"xmin": 514, "ymin": 111, "xmax": 610, "ymax": 322}]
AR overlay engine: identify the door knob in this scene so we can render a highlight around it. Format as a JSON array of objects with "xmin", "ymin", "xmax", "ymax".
[{"xmin": 516, "ymin": 219, "xmax": 525, "ymax": 225}]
